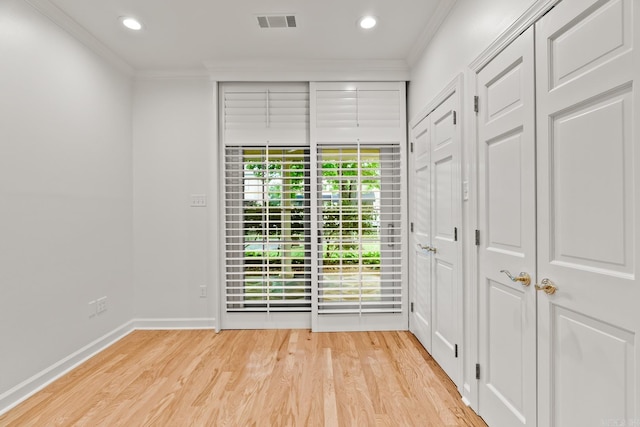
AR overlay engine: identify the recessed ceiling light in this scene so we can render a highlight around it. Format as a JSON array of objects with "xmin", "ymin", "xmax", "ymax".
[
  {"xmin": 120, "ymin": 17, "xmax": 143, "ymax": 31},
  {"xmin": 358, "ymin": 16, "xmax": 377, "ymax": 30}
]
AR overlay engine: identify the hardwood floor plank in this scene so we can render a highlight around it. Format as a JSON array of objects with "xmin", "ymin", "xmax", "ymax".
[{"xmin": 0, "ymin": 330, "xmax": 488, "ymax": 427}]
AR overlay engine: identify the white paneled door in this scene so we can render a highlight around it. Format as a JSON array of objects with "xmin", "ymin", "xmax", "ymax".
[
  {"xmin": 476, "ymin": 1, "xmax": 640, "ymax": 425},
  {"xmin": 429, "ymin": 93, "xmax": 462, "ymax": 387},
  {"xmin": 477, "ymin": 26, "xmax": 537, "ymax": 427},
  {"xmin": 536, "ymin": 0, "xmax": 639, "ymax": 425},
  {"xmin": 410, "ymin": 114, "xmax": 432, "ymax": 351},
  {"xmin": 409, "ymin": 83, "xmax": 462, "ymax": 389}
]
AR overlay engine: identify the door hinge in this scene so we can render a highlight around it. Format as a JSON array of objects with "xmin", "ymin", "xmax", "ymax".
[
  {"xmin": 455, "ymin": 344, "xmax": 459, "ymax": 358},
  {"xmin": 410, "ymin": 142, "xmax": 414, "ymax": 153},
  {"xmin": 411, "ymin": 222, "xmax": 414, "ymax": 232},
  {"xmin": 453, "ymin": 110, "xmax": 457, "ymax": 125},
  {"xmin": 410, "ymin": 302, "xmax": 414, "ymax": 313},
  {"xmin": 476, "ymin": 363, "xmax": 481, "ymax": 380},
  {"xmin": 475, "ymin": 229, "xmax": 480, "ymax": 246},
  {"xmin": 454, "ymin": 227, "xmax": 458, "ymax": 242},
  {"xmin": 474, "ymin": 96, "xmax": 479, "ymax": 114}
]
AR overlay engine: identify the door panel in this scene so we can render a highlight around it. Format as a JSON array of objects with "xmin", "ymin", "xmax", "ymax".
[
  {"xmin": 549, "ymin": 0, "xmax": 630, "ymax": 90},
  {"xmin": 552, "ymin": 307, "xmax": 634, "ymax": 426},
  {"xmin": 536, "ymin": 0, "xmax": 639, "ymax": 425},
  {"xmin": 487, "ymin": 281, "xmax": 527, "ymax": 420},
  {"xmin": 410, "ymin": 116, "xmax": 432, "ymax": 351},
  {"xmin": 430, "ymin": 94, "xmax": 460, "ymax": 386},
  {"xmin": 487, "ymin": 133, "xmax": 524, "ymax": 254},
  {"xmin": 551, "ymin": 91, "xmax": 632, "ymax": 273},
  {"xmin": 477, "ymin": 26, "xmax": 536, "ymax": 427}
]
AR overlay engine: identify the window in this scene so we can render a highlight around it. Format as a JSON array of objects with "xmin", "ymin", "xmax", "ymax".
[
  {"xmin": 224, "ymin": 147, "xmax": 311, "ymax": 312},
  {"xmin": 220, "ymin": 82, "xmax": 406, "ymax": 331},
  {"xmin": 316, "ymin": 144, "xmax": 403, "ymax": 315}
]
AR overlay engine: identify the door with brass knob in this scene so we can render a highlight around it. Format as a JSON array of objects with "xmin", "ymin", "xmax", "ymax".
[
  {"xmin": 476, "ymin": 25, "xmax": 537, "ymax": 427},
  {"xmin": 536, "ymin": 0, "xmax": 640, "ymax": 424}
]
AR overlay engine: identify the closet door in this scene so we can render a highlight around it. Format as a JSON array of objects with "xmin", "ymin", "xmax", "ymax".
[
  {"xmin": 408, "ymin": 81, "xmax": 463, "ymax": 388},
  {"xmin": 477, "ymin": 26, "xmax": 536, "ymax": 427},
  {"xmin": 536, "ymin": 0, "xmax": 640, "ymax": 425},
  {"xmin": 429, "ymin": 93, "xmax": 462, "ymax": 387},
  {"xmin": 409, "ymin": 115, "xmax": 433, "ymax": 350}
]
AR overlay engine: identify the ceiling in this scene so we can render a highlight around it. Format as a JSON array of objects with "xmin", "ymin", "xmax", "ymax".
[{"xmin": 44, "ymin": 0, "xmax": 449, "ymax": 71}]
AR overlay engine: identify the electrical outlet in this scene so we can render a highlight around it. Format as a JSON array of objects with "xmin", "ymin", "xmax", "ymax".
[
  {"xmin": 199, "ymin": 285, "xmax": 207, "ymax": 298},
  {"xmin": 97, "ymin": 297, "xmax": 107, "ymax": 314},
  {"xmin": 190, "ymin": 194, "xmax": 207, "ymax": 207},
  {"xmin": 88, "ymin": 300, "xmax": 96, "ymax": 318}
]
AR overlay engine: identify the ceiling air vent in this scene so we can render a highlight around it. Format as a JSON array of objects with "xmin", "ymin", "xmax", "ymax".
[{"xmin": 257, "ymin": 15, "xmax": 297, "ymax": 29}]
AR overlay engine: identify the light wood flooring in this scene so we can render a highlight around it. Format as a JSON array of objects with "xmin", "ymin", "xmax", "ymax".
[{"xmin": 0, "ymin": 330, "xmax": 488, "ymax": 426}]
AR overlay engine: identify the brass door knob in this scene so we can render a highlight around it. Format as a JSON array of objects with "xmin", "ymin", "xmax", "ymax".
[
  {"xmin": 500, "ymin": 270, "xmax": 531, "ymax": 287},
  {"xmin": 535, "ymin": 278, "xmax": 558, "ymax": 295}
]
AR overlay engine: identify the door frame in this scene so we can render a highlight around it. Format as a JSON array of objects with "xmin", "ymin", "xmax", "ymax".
[
  {"xmin": 467, "ymin": 0, "xmax": 562, "ymax": 411},
  {"xmin": 408, "ymin": 73, "xmax": 464, "ymax": 391}
]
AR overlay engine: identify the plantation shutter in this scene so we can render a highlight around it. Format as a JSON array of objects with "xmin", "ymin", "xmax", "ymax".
[
  {"xmin": 224, "ymin": 147, "xmax": 311, "ymax": 314},
  {"xmin": 222, "ymin": 83, "xmax": 311, "ymax": 329},
  {"xmin": 314, "ymin": 143, "xmax": 405, "ymax": 330},
  {"xmin": 314, "ymin": 82, "xmax": 402, "ymax": 142},
  {"xmin": 222, "ymin": 82, "xmax": 309, "ymax": 145}
]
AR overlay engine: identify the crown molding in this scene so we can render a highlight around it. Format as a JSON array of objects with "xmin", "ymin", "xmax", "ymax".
[
  {"xmin": 24, "ymin": 0, "xmax": 134, "ymax": 76},
  {"xmin": 203, "ymin": 59, "xmax": 410, "ymax": 82},
  {"xmin": 135, "ymin": 69, "xmax": 211, "ymax": 80},
  {"xmin": 406, "ymin": 0, "xmax": 458, "ymax": 66}
]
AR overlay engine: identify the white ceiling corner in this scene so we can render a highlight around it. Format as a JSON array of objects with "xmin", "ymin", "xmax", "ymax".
[{"xmin": 23, "ymin": 0, "xmax": 134, "ymax": 75}]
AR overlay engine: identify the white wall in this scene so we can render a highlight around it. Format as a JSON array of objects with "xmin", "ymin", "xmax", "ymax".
[
  {"xmin": 409, "ymin": 0, "xmax": 535, "ymax": 119},
  {"xmin": 0, "ymin": 0, "xmax": 133, "ymax": 402},
  {"xmin": 132, "ymin": 78, "xmax": 213, "ymax": 323},
  {"xmin": 407, "ymin": 0, "xmax": 537, "ymax": 406}
]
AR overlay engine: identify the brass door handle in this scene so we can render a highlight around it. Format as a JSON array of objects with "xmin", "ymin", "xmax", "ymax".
[
  {"xmin": 535, "ymin": 278, "xmax": 558, "ymax": 295},
  {"xmin": 418, "ymin": 244, "xmax": 437, "ymax": 253},
  {"xmin": 500, "ymin": 270, "xmax": 531, "ymax": 287},
  {"xmin": 500, "ymin": 270, "xmax": 531, "ymax": 286}
]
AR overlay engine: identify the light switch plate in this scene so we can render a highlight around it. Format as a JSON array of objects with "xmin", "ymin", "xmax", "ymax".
[{"xmin": 191, "ymin": 194, "xmax": 207, "ymax": 207}]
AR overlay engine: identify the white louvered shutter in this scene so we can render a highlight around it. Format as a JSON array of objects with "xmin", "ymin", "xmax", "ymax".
[
  {"xmin": 222, "ymin": 83, "xmax": 311, "ymax": 328},
  {"xmin": 316, "ymin": 144, "xmax": 403, "ymax": 316},
  {"xmin": 222, "ymin": 82, "xmax": 309, "ymax": 145},
  {"xmin": 224, "ymin": 147, "xmax": 311, "ymax": 314},
  {"xmin": 314, "ymin": 82, "xmax": 402, "ymax": 142}
]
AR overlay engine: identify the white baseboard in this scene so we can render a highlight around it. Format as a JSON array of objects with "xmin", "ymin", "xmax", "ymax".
[
  {"xmin": 0, "ymin": 320, "xmax": 135, "ymax": 415},
  {"xmin": 0, "ymin": 317, "xmax": 218, "ymax": 416},
  {"xmin": 132, "ymin": 317, "xmax": 216, "ymax": 330}
]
